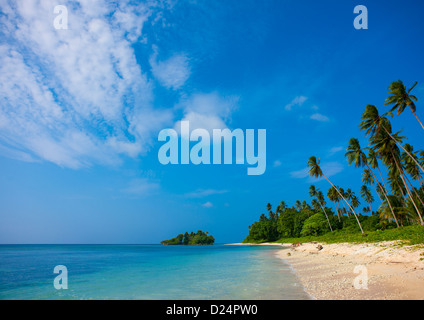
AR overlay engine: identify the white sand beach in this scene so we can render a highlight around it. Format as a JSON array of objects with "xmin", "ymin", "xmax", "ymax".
[{"xmin": 229, "ymin": 242, "xmax": 424, "ymax": 300}]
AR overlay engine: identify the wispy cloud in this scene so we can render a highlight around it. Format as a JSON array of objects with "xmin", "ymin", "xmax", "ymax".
[
  {"xmin": 174, "ymin": 92, "xmax": 239, "ymax": 134},
  {"xmin": 185, "ymin": 189, "xmax": 228, "ymax": 198},
  {"xmin": 273, "ymin": 160, "xmax": 282, "ymax": 167},
  {"xmin": 328, "ymin": 146, "xmax": 344, "ymax": 156},
  {"xmin": 290, "ymin": 168, "xmax": 309, "ymax": 179},
  {"xmin": 0, "ymin": 0, "xmax": 173, "ymax": 169},
  {"xmin": 121, "ymin": 178, "xmax": 160, "ymax": 196},
  {"xmin": 149, "ymin": 46, "xmax": 190, "ymax": 90},
  {"xmin": 284, "ymin": 96, "xmax": 307, "ymax": 111},
  {"xmin": 310, "ymin": 113, "xmax": 330, "ymax": 122},
  {"xmin": 202, "ymin": 201, "xmax": 213, "ymax": 208}
]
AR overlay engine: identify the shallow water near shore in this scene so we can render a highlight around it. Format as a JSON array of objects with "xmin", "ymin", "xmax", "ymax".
[{"xmin": 0, "ymin": 244, "xmax": 310, "ymax": 300}]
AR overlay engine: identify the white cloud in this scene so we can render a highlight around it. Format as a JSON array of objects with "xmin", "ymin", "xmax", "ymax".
[
  {"xmin": 285, "ymin": 96, "xmax": 307, "ymax": 111},
  {"xmin": 290, "ymin": 168, "xmax": 309, "ymax": 179},
  {"xmin": 328, "ymin": 146, "xmax": 343, "ymax": 156},
  {"xmin": 202, "ymin": 201, "xmax": 213, "ymax": 208},
  {"xmin": 310, "ymin": 113, "xmax": 330, "ymax": 122},
  {"xmin": 0, "ymin": 0, "xmax": 173, "ymax": 168},
  {"xmin": 149, "ymin": 46, "xmax": 190, "ymax": 90},
  {"xmin": 121, "ymin": 178, "xmax": 160, "ymax": 196},
  {"xmin": 174, "ymin": 92, "xmax": 239, "ymax": 134},
  {"xmin": 273, "ymin": 160, "xmax": 282, "ymax": 167},
  {"xmin": 185, "ymin": 189, "xmax": 228, "ymax": 198}
]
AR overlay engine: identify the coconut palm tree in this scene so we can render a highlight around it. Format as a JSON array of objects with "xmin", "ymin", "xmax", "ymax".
[
  {"xmin": 402, "ymin": 144, "xmax": 423, "ymax": 188},
  {"xmin": 317, "ymin": 190, "xmax": 333, "ymax": 232},
  {"xmin": 301, "ymin": 200, "xmax": 310, "ymax": 210},
  {"xmin": 372, "ymin": 129, "xmax": 424, "ymax": 225},
  {"xmin": 385, "ymin": 80, "xmax": 423, "ymax": 131},
  {"xmin": 309, "ymin": 185, "xmax": 333, "ymax": 232},
  {"xmin": 402, "ymin": 172, "xmax": 424, "ymax": 209},
  {"xmin": 295, "ymin": 200, "xmax": 301, "ymax": 210},
  {"xmin": 360, "ymin": 105, "xmax": 424, "ymax": 173},
  {"xmin": 379, "ymin": 195, "xmax": 410, "ymax": 227},
  {"xmin": 307, "ymin": 156, "xmax": 365, "ymax": 234},
  {"xmin": 367, "ymin": 148, "xmax": 390, "ymax": 193},
  {"xmin": 419, "ymin": 151, "xmax": 424, "ymax": 167},
  {"xmin": 360, "ymin": 185, "xmax": 374, "ymax": 213},
  {"xmin": 361, "ymin": 169, "xmax": 381, "ymax": 202},
  {"xmin": 351, "ymin": 194, "xmax": 361, "ymax": 216},
  {"xmin": 345, "ymin": 188, "xmax": 353, "ymax": 216},
  {"xmin": 345, "ymin": 138, "xmax": 399, "ymax": 227},
  {"xmin": 276, "ymin": 201, "xmax": 287, "ymax": 215},
  {"xmin": 311, "ymin": 199, "xmax": 319, "ymax": 211},
  {"xmin": 327, "ymin": 187, "xmax": 340, "ymax": 222},
  {"xmin": 338, "ymin": 187, "xmax": 349, "ymax": 216}
]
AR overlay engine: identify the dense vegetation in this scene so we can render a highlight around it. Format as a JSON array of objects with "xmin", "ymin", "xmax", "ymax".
[
  {"xmin": 243, "ymin": 80, "xmax": 424, "ymax": 245},
  {"xmin": 161, "ymin": 230, "xmax": 215, "ymax": 245}
]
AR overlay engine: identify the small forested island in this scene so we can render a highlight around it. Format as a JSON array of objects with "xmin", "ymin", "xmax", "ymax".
[{"xmin": 161, "ymin": 230, "xmax": 215, "ymax": 245}]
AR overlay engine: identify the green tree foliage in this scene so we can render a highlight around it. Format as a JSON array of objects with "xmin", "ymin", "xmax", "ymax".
[
  {"xmin": 161, "ymin": 230, "xmax": 215, "ymax": 245},
  {"xmin": 301, "ymin": 213, "xmax": 330, "ymax": 237}
]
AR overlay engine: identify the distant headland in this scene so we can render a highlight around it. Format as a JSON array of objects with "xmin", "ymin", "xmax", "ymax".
[{"xmin": 161, "ymin": 230, "xmax": 215, "ymax": 245}]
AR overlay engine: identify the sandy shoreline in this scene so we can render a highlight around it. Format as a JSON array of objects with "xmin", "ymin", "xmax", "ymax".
[{"xmin": 227, "ymin": 242, "xmax": 424, "ymax": 300}]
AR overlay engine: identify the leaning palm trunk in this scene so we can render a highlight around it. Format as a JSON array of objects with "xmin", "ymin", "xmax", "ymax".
[
  {"xmin": 392, "ymin": 152, "xmax": 424, "ymax": 225},
  {"xmin": 369, "ymin": 182, "xmax": 384, "ymax": 204},
  {"xmin": 411, "ymin": 109, "xmax": 424, "ymax": 131},
  {"xmin": 318, "ymin": 202, "xmax": 333, "ymax": 232},
  {"xmin": 339, "ymin": 200, "xmax": 349, "ymax": 217},
  {"xmin": 366, "ymin": 163, "xmax": 399, "ymax": 227},
  {"xmin": 416, "ymin": 174, "xmax": 424, "ymax": 190},
  {"xmin": 376, "ymin": 165, "xmax": 390, "ymax": 195},
  {"xmin": 383, "ymin": 126, "xmax": 424, "ymax": 173},
  {"xmin": 404, "ymin": 174, "xmax": 424, "ymax": 209},
  {"xmin": 322, "ymin": 175, "xmax": 365, "ymax": 234},
  {"xmin": 334, "ymin": 201, "xmax": 341, "ymax": 222}
]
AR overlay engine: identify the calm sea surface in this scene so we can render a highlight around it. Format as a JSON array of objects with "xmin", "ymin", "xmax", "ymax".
[{"xmin": 0, "ymin": 244, "xmax": 310, "ymax": 300}]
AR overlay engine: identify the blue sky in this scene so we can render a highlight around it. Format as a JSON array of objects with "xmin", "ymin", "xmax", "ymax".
[{"xmin": 0, "ymin": 0, "xmax": 424, "ymax": 244}]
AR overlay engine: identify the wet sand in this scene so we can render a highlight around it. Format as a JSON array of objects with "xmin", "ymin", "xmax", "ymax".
[{"xmin": 228, "ymin": 242, "xmax": 424, "ymax": 300}]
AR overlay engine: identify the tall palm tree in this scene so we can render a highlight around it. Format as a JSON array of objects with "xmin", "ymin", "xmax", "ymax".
[
  {"xmin": 388, "ymin": 170, "xmax": 406, "ymax": 199},
  {"xmin": 360, "ymin": 185, "xmax": 374, "ymax": 213},
  {"xmin": 266, "ymin": 203, "xmax": 276, "ymax": 221},
  {"xmin": 345, "ymin": 188, "xmax": 353, "ymax": 216},
  {"xmin": 351, "ymin": 194, "xmax": 361, "ymax": 216},
  {"xmin": 327, "ymin": 187, "xmax": 341, "ymax": 222},
  {"xmin": 419, "ymin": 151, "xmax": 424, "ymax": 168},
  {"xmin": 301, "ymin": 200, "xmax": 310, "ymax": 210},
  {"xmin": 362, "ymin": 168, "xmax": 383, "ymax": 204},
  {"xmin": 379, "ymin": 195, "xmax": 410, "ymax": 227},
  {"xmin": 311, "ymin": 199, "xmax": 319, "ymax": 211},
  {"xmin": 372, "ymin": 129, "xmax": 424, "ymax": 225},
  {"xmin": 309, "ymin": 185, "xmax": 333, "ymax": 232},
  {"xmin": 402, "ymin": 144, "xmax": 423, "ymax": 188},
  {"xmin": 367, "ymin": 148, "xmax": 390, "ymax": 193},
  {"xmin": 276, "ymin": 201, "xmax": 287, "ymax": 215},
  {"xmin": 295, "ymin": 200, "xmax": 301, "ymax": 210},
  {"xmin": 346, "ymin": 138, "xmax": 399, "ymax": 227},
  {"xmin": 307, "ymin": 156, "xmax": 365, "ymax": 234},
  {"xmin": 360, "ymin": 105, "xmax": 424, "ymax": 173},
  {"xmin": 338, "ymin": 187, "xmax": 349, "ymax": 216},
  {"xmin": 317, "ymin": 190, "xmax": 333, "ymax": 232},
  {"xmin": 403, "ymin": 172, "xmax": 424, "ymax": 209},
  {"xmin": 385, "ymin": 80, "xmax": 423, "ymax": 131}
]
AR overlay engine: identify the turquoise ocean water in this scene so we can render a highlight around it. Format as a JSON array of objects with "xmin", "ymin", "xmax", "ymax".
[{"xmin": 0, "ymin": 244, "xmax": 310, "ymax": 300}]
